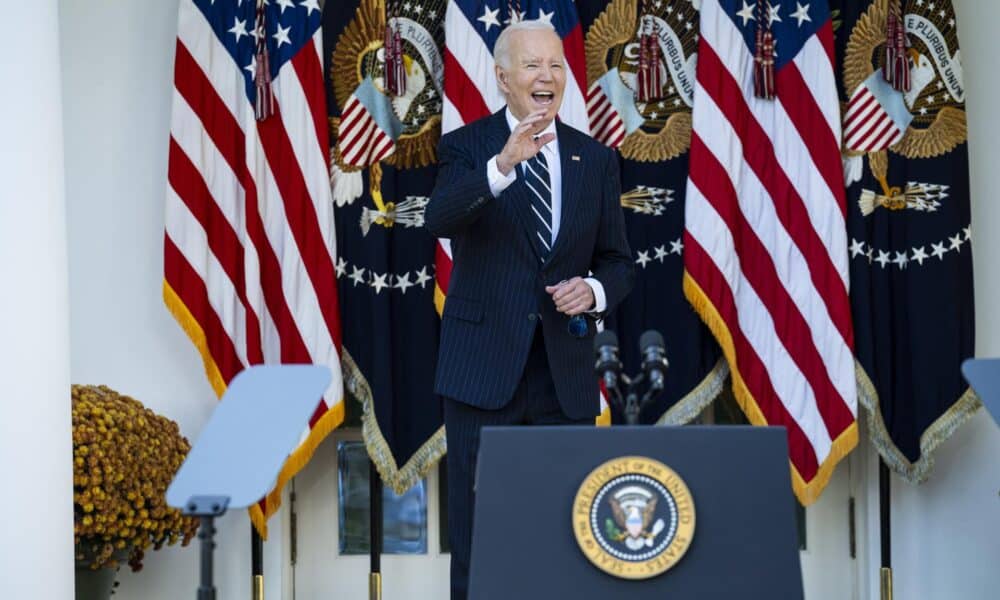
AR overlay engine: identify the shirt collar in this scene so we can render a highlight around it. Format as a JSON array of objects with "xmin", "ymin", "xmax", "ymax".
[{"xmin": 504, "ymin": 107, "xmax": 558, "ymax": 153}]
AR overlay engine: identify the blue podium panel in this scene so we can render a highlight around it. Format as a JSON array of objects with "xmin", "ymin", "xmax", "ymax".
[
  {"xmin": 469, "ymin": 426, "xmax": 803, "ymax": 600},
  {"xmin": 166, "ymin": 365, "xmax": 331, "ymax": 510}
]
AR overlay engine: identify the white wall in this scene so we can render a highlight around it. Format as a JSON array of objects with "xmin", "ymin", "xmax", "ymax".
[
  {"xmin": 54, "ymin": 0, "xmax": 999, "ymax": 599},
  {"xmin": 0, "ymin": 2, "xmax": 74, "ymax": 598},
  {"xmin": 58, "ymin": 0, "xmax": 286, "ymax": 598}
]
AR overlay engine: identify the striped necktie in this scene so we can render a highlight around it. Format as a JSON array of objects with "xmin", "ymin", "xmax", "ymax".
[{"xmin": 522, "ymin": 150, "xmax": 553, "ymax": 259}]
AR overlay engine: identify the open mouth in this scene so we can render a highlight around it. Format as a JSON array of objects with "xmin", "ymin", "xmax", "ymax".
[{"xmin": 531, "ymin": 91, "xmax": 555, "ymax": 106}]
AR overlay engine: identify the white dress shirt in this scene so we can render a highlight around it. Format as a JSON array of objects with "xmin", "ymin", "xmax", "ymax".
[{"xmin": 484, "ymin": 108, "xmax": 607, "ymax": 313}]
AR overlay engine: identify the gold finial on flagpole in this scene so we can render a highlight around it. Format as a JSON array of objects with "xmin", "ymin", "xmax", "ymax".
[
  {"xmin": 252, "ymin": 574, "xmax": 265, "ymax": 600},
  {"xmin": 880, "ymin": 567, "xmax": 894, "ymax": 600}
]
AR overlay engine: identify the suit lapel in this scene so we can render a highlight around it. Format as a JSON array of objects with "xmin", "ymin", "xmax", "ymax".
[
  {"xmin": 484, "ymin": 109, "xmax": 508, "ymax": 156},
  {"xmin": 545, "ymin": 123, "xmax": 582, "ymax": 266}
]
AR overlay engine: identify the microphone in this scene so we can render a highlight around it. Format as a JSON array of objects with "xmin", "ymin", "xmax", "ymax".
[
  {"xmin": 593, "ymin": 330, "xmax": 622, "ymax": 393},
  {"xmin": 639, "ymin": 330, "xmax": 669, "ymax": 392}
]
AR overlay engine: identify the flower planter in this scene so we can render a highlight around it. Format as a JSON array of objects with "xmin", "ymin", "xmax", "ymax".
[{"xmin": 74, "ymin": 563, "xmax": 118, "ymax": 600}]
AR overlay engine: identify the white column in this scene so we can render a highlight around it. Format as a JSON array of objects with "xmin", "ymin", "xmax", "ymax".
[{"xmin": 0, "ymin": 0, "xmax": 73, "ymax": 598}]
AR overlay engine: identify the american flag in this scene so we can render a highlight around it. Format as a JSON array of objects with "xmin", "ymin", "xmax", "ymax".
[
  {"xmin": 683, "ymin": 0, "xmax": 857, "ymax": 504},
  {"xmin": 440, "ymin": 0, "xmax": 607, "ymax": 422},
  {"xmin": 164, "ymin": 0, "xmax": 343, "ymax": 534}
]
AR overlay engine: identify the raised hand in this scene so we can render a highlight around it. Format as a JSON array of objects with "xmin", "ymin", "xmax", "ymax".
[{"xmin": 496, "ymin": 110, "xmax": 556, "ymax": 175}]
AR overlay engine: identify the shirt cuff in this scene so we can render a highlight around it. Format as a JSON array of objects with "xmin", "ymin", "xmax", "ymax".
[
  {"xmin": 486, "ymin": 155, "xmax": 517, "ymax": 197},
  {"xmin": 584, "ymin": 277, "xmax": 606, "ymax": 314}
]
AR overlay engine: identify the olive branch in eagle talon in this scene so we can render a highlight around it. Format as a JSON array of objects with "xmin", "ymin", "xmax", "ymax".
[{"xmin": 604, "ymin": 518, "xmax": 624, "ymax": 541}]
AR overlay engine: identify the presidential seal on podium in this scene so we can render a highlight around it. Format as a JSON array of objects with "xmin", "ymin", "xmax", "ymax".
[{"xmin": 573, "ymin": 456, "xmax": 695, "ymax": 579}]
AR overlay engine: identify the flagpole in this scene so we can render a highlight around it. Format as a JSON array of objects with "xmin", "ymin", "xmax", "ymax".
[
  {"xmin": 878, "ymin": 459, "xmax": 893, "ymax": 600},
  {"xmin": 252, "ymin": 527, "xmax": 264, "ymax": 600},
  {"xmin": 369, "ymin": 460, "xmax": 383, "ymax": 600}
]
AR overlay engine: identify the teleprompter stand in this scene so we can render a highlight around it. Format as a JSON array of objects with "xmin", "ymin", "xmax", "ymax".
[{"xmin": 166, "ymin": 365, "xmax": 331, "ymax": 600}]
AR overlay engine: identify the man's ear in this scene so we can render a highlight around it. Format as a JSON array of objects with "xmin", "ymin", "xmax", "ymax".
[{"xmin": 495, "ymin": 64, "xmax": 509, "ymax": 94}]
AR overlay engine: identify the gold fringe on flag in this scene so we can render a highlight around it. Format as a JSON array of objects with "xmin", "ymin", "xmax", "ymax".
[
  {"xmin": 855, "ymin": 362, "xmax": 981, "ymax": 484},
  {"xmin": 343, "ymin": 348, "xmax": 447, "ymax": 496},
  {"xmin": 163, "ymin": 280, "xmax": 346, "ymax": 538},
  {"xmin": 683, "ymin": 272, "xmax": 858, "ymax": 505},
  {"xmin": 656, "ymin": 357, "xmax": 730, "ymax": 425}
]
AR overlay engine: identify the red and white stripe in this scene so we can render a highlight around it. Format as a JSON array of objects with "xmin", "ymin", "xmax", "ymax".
[
  {"xmin": 338, "ymin": 93, "xmax": 397, "ymax": 166},
  {"xmin": 586, "ymin": 81, "xmax": 627, "ymax": 148},
  {"xmin": 843, "ymin": 84, "xmax": 905, "ymax": 151},
  {"xmin": 683, "ymin": 0, "xmax": 857, "ymax": 504},
  {"xmin": 164, "ymin": 0, "xmax": 344, "ymax": 533}
]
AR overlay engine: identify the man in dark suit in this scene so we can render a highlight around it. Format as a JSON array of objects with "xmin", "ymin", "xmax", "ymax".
[{"xmin": 425, "ymin": 19, "xmax": 634, "ymax": 600}]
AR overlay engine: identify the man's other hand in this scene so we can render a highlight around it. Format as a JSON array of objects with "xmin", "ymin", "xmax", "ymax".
[{"xmin": 545, "ymin": 277, "xmax": 595, "ymax": 316}]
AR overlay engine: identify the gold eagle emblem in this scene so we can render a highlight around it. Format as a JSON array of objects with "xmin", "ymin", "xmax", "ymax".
[
  {"xmin": 585, "ymin": 0, "xmax": 699, "ymax": 162},
  {"xmin": 843, "ymin": 0, "xmax": 966, "ymax": 206},
  {"xmin": 330, "ymin": 0, "xmax": 444, "ymax": 171}
]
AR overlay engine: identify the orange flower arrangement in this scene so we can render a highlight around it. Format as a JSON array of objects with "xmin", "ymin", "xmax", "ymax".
[{"xmin": 72, "ymin": 385, "xmax": 198, "ymax": 571}]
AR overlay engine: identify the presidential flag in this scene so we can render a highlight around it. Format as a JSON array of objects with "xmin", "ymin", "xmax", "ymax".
[
  {"xmin": 165, "ymin": 0, "xmax": 344, "ymax": 535},
  {"xmin": 577, "ymin": 0, "xmax": 727, "ymax": 426},
  {"xmin": 833, "ymin": 0, "xmax": 977, "ymax": 483},
  {"xmin": 325, "ymin": 0, "xmax": 447, "ymax": 493},
  {"xmin": 684, "ymin": 0, "xmax": 858, "ymax": 504}
]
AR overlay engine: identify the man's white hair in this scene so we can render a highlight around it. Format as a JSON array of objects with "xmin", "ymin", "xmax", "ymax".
[{"xmin": 493, "ymin": 19, "xmax": 560, "ymax": 70}]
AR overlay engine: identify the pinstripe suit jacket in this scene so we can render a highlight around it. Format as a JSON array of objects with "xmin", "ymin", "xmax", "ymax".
[{"xmin": 426, "ymin": 110, "xmax": 634, "ymax": 419}]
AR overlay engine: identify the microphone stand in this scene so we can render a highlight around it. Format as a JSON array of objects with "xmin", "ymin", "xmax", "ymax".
[
  {"xmin": 605, "ymin": 373, "xmax": 663, "ymax": 426},
  {"xmin": 595, "ymin": 329, "xmax": 667, "ymax": 425}
]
